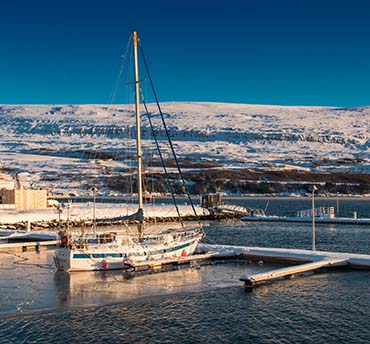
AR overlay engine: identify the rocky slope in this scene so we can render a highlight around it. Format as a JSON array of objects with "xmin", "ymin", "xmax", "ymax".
[{"xmin": 0, "ymin": 103, "xmax": 369, "ymax": 196}]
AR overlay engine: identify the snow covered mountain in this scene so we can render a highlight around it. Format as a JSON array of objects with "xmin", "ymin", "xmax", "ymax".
[{"xmin": 0, "ymin": 102, "xmax": 369, "ymax": 195}]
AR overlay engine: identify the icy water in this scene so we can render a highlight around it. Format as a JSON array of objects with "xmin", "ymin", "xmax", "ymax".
[{"xmin": 1, "ymin": 198, "xmax": 370, "ymax": 343}]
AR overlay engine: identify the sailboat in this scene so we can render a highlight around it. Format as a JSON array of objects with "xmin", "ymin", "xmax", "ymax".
[{"xmin": 53, "ymin": 31, "xmax": 204, "ymax": 272}]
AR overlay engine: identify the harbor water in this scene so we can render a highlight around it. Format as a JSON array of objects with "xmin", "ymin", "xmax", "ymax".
[{"xmin": 0, "ymin": 198, "xmax": 370, "ymax": 343}]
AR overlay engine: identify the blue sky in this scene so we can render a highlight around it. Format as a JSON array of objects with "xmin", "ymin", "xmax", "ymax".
[{"xmin": 1, "ymin": 0, "xmax": 370, "ymax": 106}]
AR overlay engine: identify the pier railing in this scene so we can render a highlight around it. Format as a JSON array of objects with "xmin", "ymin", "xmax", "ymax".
[
  {"xmin": 216, "ymin": 204, "xmax": 265, "ymax": 216},
  {"xmin": 297, "ymin": 206, "xmax": 335, "ymax": 218}
]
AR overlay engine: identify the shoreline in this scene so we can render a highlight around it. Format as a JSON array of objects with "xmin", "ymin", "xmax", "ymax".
[{"xmin": 1, "ymin": 196, "xmax": 369, "ymax": 230}]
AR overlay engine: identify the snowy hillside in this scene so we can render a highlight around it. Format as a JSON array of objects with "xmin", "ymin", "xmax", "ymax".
[{"xmin": 0, "ymin": 102, "xmax": 369, "ymax": 195}]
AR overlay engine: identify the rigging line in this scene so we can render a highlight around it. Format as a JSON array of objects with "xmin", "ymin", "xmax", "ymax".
[
  {"xmin": 122, "ymin": 39, "xmax": 135, "ymax": 202},
  {"xmin": 138, "ymin": 43, "xmax": 201, "ymax": 225},
  {"xmin": 109, "ymin": 57, "xmax": 125, "ymax": 104},
  {"xmin": 109, "ymin": 33, "xmax": 133, "ymax": 104},
  {"xmin": 140, "ymin": 89, "xmax": 184, "ymax": 227}
]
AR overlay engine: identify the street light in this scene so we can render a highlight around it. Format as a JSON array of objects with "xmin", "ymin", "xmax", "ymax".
[
  {"xmin": 312, "ymin": 185, "xmax": 318, "ymax": 251},
  {"xmin": 91, "ymin": 187, "xmax": 97, "ymax": 235},
  {"xmin": 336, "ymin": 191, "xmax": 339, "ymax": 217}
]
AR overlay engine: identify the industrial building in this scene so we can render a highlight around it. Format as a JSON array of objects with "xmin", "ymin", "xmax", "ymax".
[{"xmin": 0, "ymin": 171, "xmax": 48, "ymax": 210}]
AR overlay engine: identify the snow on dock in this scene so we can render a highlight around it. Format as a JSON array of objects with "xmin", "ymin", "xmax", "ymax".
[
  {"xmin": 0, "ymin": 229, "xmax": 58, "ymax": 252},
  {"xmin": 197, "ymin": 244, "xmax": 370, "ymax": 287},
  {"xmin": 240, "ymin": 258, "xmax": 348, "ymax": 286},
  {"xmin": 0, "ymin": 230, "xmax": 57, "ymax": 241},
  {"xmin": 0, "ymin": 240, "xmax": 58, "ymax": 253}
]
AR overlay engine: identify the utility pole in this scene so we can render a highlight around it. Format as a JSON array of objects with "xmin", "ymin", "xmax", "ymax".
[
  {"xmin": 312, "ymin": 185, "xmax": 318, "ymax": 251},
  {"xmin": 336, "ymin": 191, "xmax": 339, "ymax": 217},
  {"xmin": 92, "ymin": 187, "xmax": 97, "ymax": 236}
]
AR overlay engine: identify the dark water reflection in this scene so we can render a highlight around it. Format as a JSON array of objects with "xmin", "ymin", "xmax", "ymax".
[
  {"xmin": 1, "ymin": 270, "xmax": 370, "ymax": 344},
  {"xmin": 0, "ymin": 198, "xmax": 370, "ymax": 343}
]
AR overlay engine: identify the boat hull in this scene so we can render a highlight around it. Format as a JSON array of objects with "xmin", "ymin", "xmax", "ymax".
[{"xmin": 54, "ymin": 234, "xmax": 202, "ymax": 272}]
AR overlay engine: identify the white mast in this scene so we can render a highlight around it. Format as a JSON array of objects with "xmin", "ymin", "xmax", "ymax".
[{"xmin": 133, "ymin": 30, "xmax": 144, "ymax": 236}]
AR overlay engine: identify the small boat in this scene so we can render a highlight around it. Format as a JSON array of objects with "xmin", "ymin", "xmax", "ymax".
[{"xmin": 54, "ymin": 31, "xmax": 204, "ymax": 272}]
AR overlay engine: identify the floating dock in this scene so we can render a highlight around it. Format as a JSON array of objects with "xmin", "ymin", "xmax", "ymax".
[
  {"xmin": 0, "ymin": 229, "xmax": 58, "ymax": 252},
  {"xmin": 0, "ymin": 230, "xmax": 57, "ymax": 241},
  {"xmin": 2, "ymin": 238, "xmax": 370, "ymax": 286},
  {"xmin": 197, "ymin": 244, "xmax": 370, "ymax": 287},
  {"xmin": 0, "ymin": 240, "xmax": 58, "ymax": 253},
  {"xmin": 241, "ymin": 215, "xmax": 370, "ymax": 225},
  {"xmin": 128, "ymin": 252, "xmax": 216, "ymax": 273},
  {"xmin": 129, "ymin": 243, "xmax": 370, "ymax": 283},
  {"xmin": 240, "ymin": 258, "xmax": 348, "ymax": 286}
]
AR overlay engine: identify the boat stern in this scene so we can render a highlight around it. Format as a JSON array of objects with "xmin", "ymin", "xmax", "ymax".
[{"xmin": 54, "ymin": 248, "xmax": 73, "ymax": 271}]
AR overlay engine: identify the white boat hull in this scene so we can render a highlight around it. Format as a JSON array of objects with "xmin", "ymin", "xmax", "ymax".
[{"xmin": 54, "ymin": 233, "xmax": 202, "ymax": 272}]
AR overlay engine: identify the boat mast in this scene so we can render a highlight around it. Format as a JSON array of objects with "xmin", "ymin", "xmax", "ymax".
[{"xmin": 133, "ymin": 30, "xmax": 144, "ymax": 237}]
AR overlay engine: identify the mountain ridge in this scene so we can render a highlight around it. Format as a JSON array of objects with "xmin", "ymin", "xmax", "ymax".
[{"xmin": 0, "ymin": 102, "xmax": 369, "ymax": 196}]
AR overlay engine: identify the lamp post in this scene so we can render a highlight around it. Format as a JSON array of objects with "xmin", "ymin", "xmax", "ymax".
[
  {"xmin": 92, "ymin": 187, "xmax": 97, "ymax": 236},
  {"xmin": 336, "ymin": 191, "xmax": 339, "ymax": 217},
  {"xmin": 312, "ymin": 185, "xmax": 317, "ymax": 251}
]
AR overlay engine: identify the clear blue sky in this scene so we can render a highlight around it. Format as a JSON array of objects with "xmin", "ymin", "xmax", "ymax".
[{"xmin": 1, "ymin": 0, "xmax": 370, "ymax": 106}]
